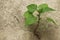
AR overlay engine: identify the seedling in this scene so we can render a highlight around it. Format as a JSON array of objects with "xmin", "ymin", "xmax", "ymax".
[{"xmin": 24, "ymin": 3, "xmax": 56, "ymax": 39}]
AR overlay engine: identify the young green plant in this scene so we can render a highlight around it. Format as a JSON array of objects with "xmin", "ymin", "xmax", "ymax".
[{"xmin": 24, "ymin": 3, "xmax": 56, "ymax": 39}]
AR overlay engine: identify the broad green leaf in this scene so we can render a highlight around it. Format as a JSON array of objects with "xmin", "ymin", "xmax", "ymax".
[
  {"xmin": 24, "ymin": 11, "xmax": 32, "ymax": 18},
  {"xmin": 25, "ymin": 16, "xmax": 37, "ymax": 26},
  {"xmin": 38, "ymin": 4, "xmax": 48, "ymax": 10},
  {"xmin": 37, "ymin": 4, "xmax": 55, "ymax": 13},
  {"xmin": 27, "ymin": 4, "xmax": 37, "ymax": 13},
  {"xmin": 46, "ymin": 17, "xmax": 56, "ymax": 24},
  {"xmin": 24, "ymin": 11, "xmax": 37, "ymax": 26}
]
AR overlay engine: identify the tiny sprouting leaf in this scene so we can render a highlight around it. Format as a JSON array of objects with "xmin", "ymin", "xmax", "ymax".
[
  {"xmin": 37, "ymin": 4, "xmax": 55, "ymax": 13},
  {"xmin": 27, "ymin": 4, "xmax": 37, "ymax": 13},
  {"xmin": 46, "ymin": 17, "xmax": 56, "ymax": 24},
  {"xmin": 24, "ymin": 11, "xmax": 37, "ymax": 26}
]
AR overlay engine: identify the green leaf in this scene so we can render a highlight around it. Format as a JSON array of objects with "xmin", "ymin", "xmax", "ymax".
[
  {"xmin": 24, "ymin": 11, "xmax": 37, "ymax": 26},
  {"xmin": 24, "ymin": 11, "xmax": 32, "ymax": 18},
  {"xmin": 38, "ymin": 4, "xmax": 48, "ymax": 10},
  {"xmin": 46, "ymin": 17, "xmax": 56, "ymax": 24},
  {"xmin": 27, "ymin": 4, "xmax": 37, "ymax": 13},
  {"xmin": 37, "ymin": 4, "xmax": 55, "ymax": 13}
]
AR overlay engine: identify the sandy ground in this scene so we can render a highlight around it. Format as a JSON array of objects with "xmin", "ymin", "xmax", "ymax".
[{"xmin": 0, "ymin": 0, "xmax": 60, "ymax": 40}]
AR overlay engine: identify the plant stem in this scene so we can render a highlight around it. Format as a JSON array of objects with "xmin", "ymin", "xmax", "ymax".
[
  {"xmin": 34, "ymin": 13, "xmax": 40, "ymax": 32},
  {"xmin": 34, "ymin": 12, "xmax": 41, "ymax": 39}
]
